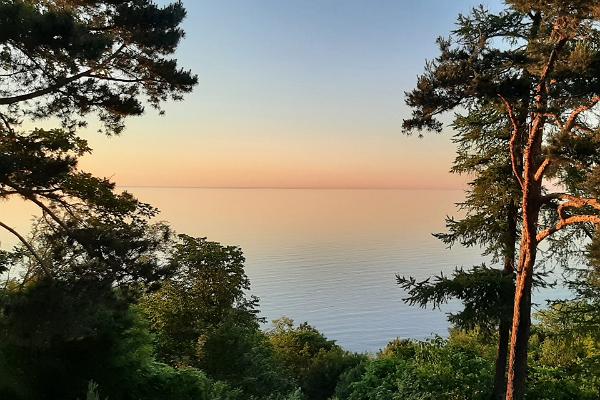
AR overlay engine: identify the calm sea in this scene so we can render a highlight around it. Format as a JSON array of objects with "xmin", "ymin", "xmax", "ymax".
[
  {"xmin": 1, "ymin": 189, "xmax": 568, "ymax": 352},
  {"xmin": 122, "ymin": 188, "xmax": 484, "ymax": 352}
]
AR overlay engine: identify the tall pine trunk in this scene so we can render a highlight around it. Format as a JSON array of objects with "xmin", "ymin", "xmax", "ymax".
[
  {"xmin": 505, "ymin": 231, "xmax": 537, "ymax": 399},
  {"xmin": 493, "ymin": 204, "xmax": 517, "ymax": 400},
  {"xmin": 506, "ymin": 28, "xmax": 564, "ymax": 397},
  {"xmin": 505, "ymin": 109, "xmax": 545, "ymax": 400},
  {"xmin": 505, "ymin": 142, "xmax": 542, "ymax": 399}
]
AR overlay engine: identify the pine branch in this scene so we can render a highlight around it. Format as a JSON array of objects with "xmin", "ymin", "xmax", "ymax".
[
  {"xmin": 563, "ymin": 97, "xmax": 600, "ymax": 134},
  {"xmin": 0, "ymin": 220, "xmax": 51, "ymax": 277},
  {"xmin": 537, "ymin": 194, "xmax": 600, "ymax": 242},
  {"xmin": 537, "ymin": 215, "xmax": 600, "ymax": 242},
  {"xmin": 534, "ymin": 158, "xmax": 551, "ymax": 181},
  {"xmin": 0, "ymin": 44, "xmax": 126, "ymax": 105},
  {"xmin": 498, "ymin": 94, "xmax": 524, "ymax": 189}
]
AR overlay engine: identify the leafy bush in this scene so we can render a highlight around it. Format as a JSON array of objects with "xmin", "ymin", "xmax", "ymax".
[
  {"xmin": 525, "ymin": 305, "xmax": 600, "ymax": 400},
  {"xmin": 199, "ymin": 317, "xmax": 297, "ymax": 398},
  {"xmin": 133, "ymin": 362, "xmax": 242, "ymax": 400},
  {"xmin": 269, "ymin": 318, "xmax": 365, "ymax": 400},
  {"xmin": 338, "ymin": 324, "xmax": 600, "ymax": 400},
  {"xmin": 338, "ymin": 335, "xmax": 494, "ymax": 400},
  {"xmin": 0, "ymin": 279, "xmax": 152, "ymax": 400},
  {"xmin": 0, "ymin": 280, "xmax": 240, "ymax": 400}
]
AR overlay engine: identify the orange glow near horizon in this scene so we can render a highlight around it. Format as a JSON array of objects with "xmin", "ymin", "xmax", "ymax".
[
  {"xmin": 22, "ymin": 0, "xmax": 492, "ymax": 191},
  {"xmin": 77, "ymin": 116, "xmax": 466, "ymax": 190}
]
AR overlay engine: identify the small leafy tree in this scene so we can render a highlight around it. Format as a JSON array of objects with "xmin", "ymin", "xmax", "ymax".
[
  {"xmin": 269, "ymin": 318, "xmax": 365, "ymax": 400},
  {"xmin": 139, "ymin": 237, "xmax": 297, "ymax": 398},
  {"xmin": 140, "ymin": 235, "xmax": 261, "ymax": 365}
]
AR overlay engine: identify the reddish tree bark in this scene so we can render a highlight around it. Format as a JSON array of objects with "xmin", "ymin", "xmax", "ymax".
[{"xmin": 505, "ymin": 36, "xmax": 566, "ymax": 400}]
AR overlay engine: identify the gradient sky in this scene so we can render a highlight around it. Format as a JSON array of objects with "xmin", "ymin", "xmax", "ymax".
[{"xmin": 79, "ymin": 0, "xmax": 503, "ymax": 189}]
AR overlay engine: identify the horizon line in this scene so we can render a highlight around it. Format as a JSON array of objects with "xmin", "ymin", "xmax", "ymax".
[{"xmin": 116, "ymin": 185, "xmax": 465, "ymax": 191}]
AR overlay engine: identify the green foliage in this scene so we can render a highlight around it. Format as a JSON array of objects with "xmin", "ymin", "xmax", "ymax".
[
  {"xmin": 139, "ymin": 236, "xmax": 298, "ymax": 398},
  {"xmin": 333, "ymin": 361, "xmax": 368, "ymax": 400},
  {"xmin": 199, "ymin": 317, "xmax": 296, "ymax": 398},
  {"xmin": 338, "ymin": 326, "xmax": 600, "ymax": 400},
  {"xmin": 0, "ymin": 279, "xmax": 242, "ymax": 400},
  {"xmin": 140, "ymin": 235, "xmax": 261, "ymax": 365},
  {"xmin": 0, "ymin": 279, "xmax": 150, "ymax": 399},
  {"xmin": 398, "ymin": 265, "xmax": 514, "ymax": 333},
  {"xmin": 269, "ymin": 318, "xmax": 365, "ymax": 400},
  {"xmin": 523, "ymin": 305, "xmax": 600, "ymax": 399},
  {"xmin": 1, "ymin": 222, "xmax": 299, "ymax": 399},
  {"xmin": 1, "ymin": 216, "xmax": 176, "ymax": 293},
  {"xmin": 133, "ymin": 362, "xmax": 242, "ymax": 400},
  {"xmin": 552, "ymin": 231, "xmax": 600, "ymax": 335},
  {"xmin": 0, "ymin": 128, "xmax": 89, "ymax": 192},
  {"xmin": 402, "ymin": 6, "xmax": 531, "ymax": 134},
  {"xmin": 0, "ymin": 0, "xmax": 197, "ymax": 134},
  {"xmin": 339, "ymin": 335, "xmax": 495, "ymax": 400},
  {"xmin": 0, "ymin": 127, "xmax": 175, "ymax": 291},
  {"xmin": 441, "ymin": 105, "xmax": 521, "ymax": 264},
  {"xmin": 523, "ymin": 230, "xmax": 600, "ymax": 399}
]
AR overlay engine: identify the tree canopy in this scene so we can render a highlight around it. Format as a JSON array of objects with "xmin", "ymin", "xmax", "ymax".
[
  {"xmin": 0, "ymin": 0, "xmax": 197, "ymax": 134},
  {"xmin": 404, "ymin": 1, "xmax": 600, "ymax": 398}
]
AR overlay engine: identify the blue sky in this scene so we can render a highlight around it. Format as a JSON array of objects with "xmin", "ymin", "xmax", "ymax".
[{"xmin": 84, "ymin": 0, "xmax": 504, "ymax": 188}]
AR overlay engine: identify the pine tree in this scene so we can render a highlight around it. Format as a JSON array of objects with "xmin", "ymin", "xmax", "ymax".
[
  {"xmin": 0, "ymin": 1, "xmax": 197, "ymax": 266},
  {"xmin": 404, "ymin": 2, "xmax": 600, "ymax": 398},
  {"xmin": 0, "ymin": 0, "xmax": 197, "ymax": 134},
  {"xmin": 398, "ymin": 98, "xmax": 521, "ymax": 399}
]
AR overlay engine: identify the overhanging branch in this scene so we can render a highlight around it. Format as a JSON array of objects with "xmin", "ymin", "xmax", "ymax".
[
  {"xmin": 542, "ymin": 193, "xmax": 600, "ymax": 211},
  {"xmin": 563, "ymin": 97, "xmax": 600, "ymax": 134},
  {"xmin": 537, "ymin": 215, "xmax": 600, "ymax": 243},
  {"xmin": 0, "ymin": 44, "xmax": 126, "ymax": 106},
  {"xmin": 537, "ymin": 193, "xmax": 600, "ymax": 242},
  {"xmin": 0, "ymin": 221, "xmax": 51, "ymax": 277}
]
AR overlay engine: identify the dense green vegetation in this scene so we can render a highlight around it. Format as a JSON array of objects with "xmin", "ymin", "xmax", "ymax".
[
  {"xmin": 1, "ymin": 232, "xmax": 598, "ymax": 399},
  {"xmin": 0, "ymin": 1, "xmax": 599, "ymax": 399}
]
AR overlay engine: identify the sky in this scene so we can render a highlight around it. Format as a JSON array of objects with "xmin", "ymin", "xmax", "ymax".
[{"xmin": 80, "ymin": 0, "xmax": 503, "ymax": 189}]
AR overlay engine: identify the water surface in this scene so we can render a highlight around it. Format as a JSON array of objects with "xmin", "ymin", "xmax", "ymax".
[
  {"xmin": 1, "ymin": 189, "xmax": 567, "ymax": 352},
  {"xmin": 128, "ymin": 188, "xmax": 479, "ymax": 352}
]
